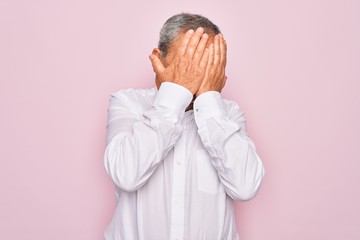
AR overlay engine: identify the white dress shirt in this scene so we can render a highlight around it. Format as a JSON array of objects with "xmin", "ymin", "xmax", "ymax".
[{"xmin": 104, "ymin": 82, "xmax": 265, "ymax": 240}]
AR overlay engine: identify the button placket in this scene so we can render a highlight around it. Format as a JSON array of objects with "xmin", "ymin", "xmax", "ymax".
[{"xmin": 170, "ymin": 131, "xmax": 187, "ymax": 240}]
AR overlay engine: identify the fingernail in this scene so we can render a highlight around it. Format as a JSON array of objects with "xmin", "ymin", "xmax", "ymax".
[
  {"xmin": 197, "ymin": 27, "xmax": 204, "ymax": 32},
  {"xmin": 188, "ymin": 29, "xmax": 194, "ymax": 34},
  {"xmin": 202, "ymin": 33, "xmax": 208, "ymax": 39}
]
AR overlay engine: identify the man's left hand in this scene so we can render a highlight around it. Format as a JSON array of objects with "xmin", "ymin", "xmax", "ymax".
[{"xmin": 195, "ymin": 33, "xmax": 227, "ymax": 97}]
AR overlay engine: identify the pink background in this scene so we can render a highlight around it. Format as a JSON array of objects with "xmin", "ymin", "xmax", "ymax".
[{"xmin": 1, "ymin": 0, "xmax": 359, "ymax": 239}]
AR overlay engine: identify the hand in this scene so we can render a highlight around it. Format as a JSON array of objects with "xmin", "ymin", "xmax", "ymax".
[
  {"xmin": 149, "ymin": 27, "xmax": 210, "ymax": 95},
  {"xmin": 196, "ymin": 33, "xmax": 227, "ymax": 97}
]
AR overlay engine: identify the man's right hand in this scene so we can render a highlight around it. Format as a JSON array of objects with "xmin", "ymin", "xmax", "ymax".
[{"xmin": 149, "ymin": 27, "xmax": 210, "ymax": 95}]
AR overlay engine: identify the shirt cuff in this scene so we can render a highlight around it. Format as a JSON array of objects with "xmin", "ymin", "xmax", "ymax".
[
  {"xmin": 193, "ymin": 91, "xmax": 226, "ymax": 127},
  {"xmin": 153, "ymin": 82, "xmax": 193, "ymax": 119}
]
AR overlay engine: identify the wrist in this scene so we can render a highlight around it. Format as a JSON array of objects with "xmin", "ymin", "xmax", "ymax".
[
  {"xmin": 154, "ymin": 82, "xmax": 193, "ymax": 117},
  {"xmin": 171, "ymin": 79, "xmax": 198, "ymax": 95},
  {"xmin": 196, "ymin": 87, "xmax": 221, "ymax": 97},
  {"xmin": 196, "ymin": 89, "xmax": 207, "ymax": 97},
  {"xmin": 193, "ymin": 91, "xmax": 226, "ymax": 127},
  {"xmin": 186, "ymin": 85, "xmax": 198, "ymax": 95}
]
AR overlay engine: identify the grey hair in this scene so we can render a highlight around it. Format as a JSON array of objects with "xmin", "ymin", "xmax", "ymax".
[{"xmin": 158, "ymin": 13, "xmax": 221, "ymax": 58}]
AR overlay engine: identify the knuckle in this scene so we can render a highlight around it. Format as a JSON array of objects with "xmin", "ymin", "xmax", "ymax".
[
  {"xmin": 195, "ymin": 47, "xmax": 202, "ymax": 54},
  {"xmin": 187, "ymin": 46, "xmax": 195, "ymax": 53},
  {"xmin": 194, "ymin": 49, "xmax": 202, "ymax": 57}
]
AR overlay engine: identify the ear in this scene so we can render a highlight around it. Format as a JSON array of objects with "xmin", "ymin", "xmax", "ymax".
[
  {"xmin": 152, "ymin": 48, "xmax": 168, "ymax": 66},
  {"xmin": 150, "ymin": 48, "xmax": 166, "ymax": 74},
  {"xmin": 149, "ymin": 48, "xmax": 165, "ymax": 89},
  {"xmin": 152, "ymin": 48, "xmax": 162, "ymax": 59}
]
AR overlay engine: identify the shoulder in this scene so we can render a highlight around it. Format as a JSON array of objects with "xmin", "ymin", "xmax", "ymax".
[
  {"xmin": 107, "ymin": 87, "xmax": 157, "ymax": 115},
  {"xmin": 222, "ymin": 97, "xmax": 244, "ymax": 114},
  {"xmin": 111, "ymin": 87, "xmax": 156, "ymax": 100},
  {"xmin": 221, "ymin": 96, "xmax": 246, "ymax": 123},
  {"xmin": 110, "ymin": 87, "xmax": 156, "ymax": 106}
]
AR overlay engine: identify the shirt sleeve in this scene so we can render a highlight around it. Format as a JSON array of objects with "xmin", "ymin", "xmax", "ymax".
[
  {"xmin": 193, "ymin": 91, "xmax": 265, "ymax": 201},
  {"xmin": 104, "ymin": 82, "xmax": 193, "ymax": 192}
]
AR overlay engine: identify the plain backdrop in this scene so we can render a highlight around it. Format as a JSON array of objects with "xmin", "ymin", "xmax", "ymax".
[{"xmin": 1, "ymin": 0, "xmax": 359, "ymax": 239}]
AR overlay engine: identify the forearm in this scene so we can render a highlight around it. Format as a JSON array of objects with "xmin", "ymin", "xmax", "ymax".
[
  {"xmin": 104, "ymin": 82, "xmax": 193, "ymax": 192},
  {"xmin": 194, "ymin": 91, "xmax": 265, "ymax": 200},
  {"xmin": 104, "ymin": 118, "xmax": 180, "ymax": 192}
]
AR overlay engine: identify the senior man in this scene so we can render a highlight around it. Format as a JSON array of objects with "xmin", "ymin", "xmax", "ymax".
[{"xmin": 104, "ymin": 13, "xmax": 265, "ymax": 240}]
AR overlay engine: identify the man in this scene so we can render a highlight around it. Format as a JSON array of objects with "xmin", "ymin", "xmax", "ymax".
[{"xmin": 104, "ymin": 13, "xmax": 265, "ymax": 240}]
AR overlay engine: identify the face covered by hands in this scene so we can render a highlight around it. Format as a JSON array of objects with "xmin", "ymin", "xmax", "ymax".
[
  {"xmin": 149, "ymin": 27, "xmax": 227, "ymax": 98},
  {"xmin": 195, "ymin": 33, "xmax": 227, "ymax": 97}
]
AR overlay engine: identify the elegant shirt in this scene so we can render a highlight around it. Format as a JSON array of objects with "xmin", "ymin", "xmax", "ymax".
[{"xmin": 103, "ymin": 82, "xmax": 265, "ymax": 240}]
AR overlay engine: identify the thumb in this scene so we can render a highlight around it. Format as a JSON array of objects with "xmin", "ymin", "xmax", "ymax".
[{"xmin": 149, "ymin": 54, "xmax": 165, "ymax": 74}]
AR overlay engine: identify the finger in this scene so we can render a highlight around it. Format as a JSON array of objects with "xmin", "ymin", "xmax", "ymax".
[
  {"xmin": 202, "ymin": 44, "xmax": 214, "ymax": 79},
  {"xmin": 193, "ymin": 33, "xmax": 209, "ymax": 63},
  {"xmin": 206, "ymin": 43, "xmax": 215, "ymax": 68},
  {"xmin": 199, "ymin": 47, "xmax": 210, "ymax": 70},
  {"xmin": 219, "ymin": 34, "xmax": 227, "ymax": 67},
  {"xmin": 149, "ymin": 54, "xmax": 165, "ymax": 74},
  {"xmin": 185, "ymin": 27, "xmax": 205, "ymax": 58},
  {"xmin": 177, "ymin": 29, "xmax": 195, "ymax": 56},
  {"xmin": 213, "ymin": 34, "xmax": 221, "ymax": 66}
]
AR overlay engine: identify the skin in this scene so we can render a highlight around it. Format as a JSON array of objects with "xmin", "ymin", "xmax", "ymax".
[{"xmin": 149, "ymin": 27, "xmax": 227, "ymax": 110}]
